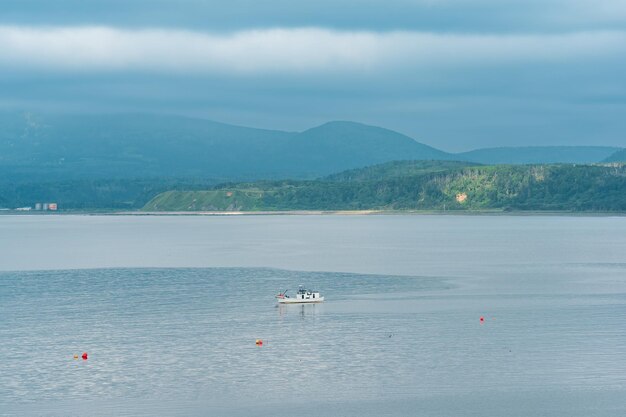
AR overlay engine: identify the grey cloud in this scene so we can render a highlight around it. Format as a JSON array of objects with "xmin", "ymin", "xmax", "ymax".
[
  {"xmin": 2, "ymin": 55, "xmax": 624, "ymax": 151},
  {"xmin": 1, "ymin": 0, "xmax": 626, "ymax": 32},
  {"xmin": 0, "ymin": 2, "xmax": 624, "ymax": 150},
  {"xmin": 1, "ymin": 26, "xmax": 625, "ymax": 75}
]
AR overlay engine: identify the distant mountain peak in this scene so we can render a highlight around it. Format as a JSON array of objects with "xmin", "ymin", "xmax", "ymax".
[
  {"xmin": 0, "ymin": 111, "xmax": 622, "ymax": 182},
  {"xmin": 301, "ymin": 120, "xmax": 431, "ymax": 149},
  {"xmin": 305, "ymin": 120, "xmax": 407, "ymax": 135},
  {"xmin": 313, "ymin": 120, "xmax": 373, "ymax": 128}
]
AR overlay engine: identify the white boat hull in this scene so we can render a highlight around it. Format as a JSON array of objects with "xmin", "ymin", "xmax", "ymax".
[{"xmin": 277, "ymin": 297, "xmax": 324, "ymax": 304}]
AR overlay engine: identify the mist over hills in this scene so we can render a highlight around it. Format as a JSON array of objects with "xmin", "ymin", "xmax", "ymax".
[
  {"xmin": 1, "ymin": 112, "xmax": 620, "ymax": 183},
  {"xmin": 0, "ymin": 112, "xmax": 294, "ymax": 180},
  {"xmin": 458, "ymin": 146, "xmax": 621, "ymax": 165},
  {"xmin": 0, "ymin": 112, "xmax": 451, "ymax": 181},
  {"xmin": 1, "ymin": 111, "xmax": 624, "ymax": 210},
  {"xmin": 605, "ymin": 149, "xmax": 626, "ymax": 163}
]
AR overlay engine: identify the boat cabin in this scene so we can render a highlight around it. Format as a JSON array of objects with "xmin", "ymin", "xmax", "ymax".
[
  {"xmin": 276, "ymin": 285, "xmax": 324, "ymax": 303},
  {"xmin": 296, "ymin": 286, "xmax": 321, "ymax": 300}
]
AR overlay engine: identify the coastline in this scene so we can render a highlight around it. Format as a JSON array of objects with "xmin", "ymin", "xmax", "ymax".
[{"xmin": 2, "ymin": 209, "xmax": 625, "ymax": 217}]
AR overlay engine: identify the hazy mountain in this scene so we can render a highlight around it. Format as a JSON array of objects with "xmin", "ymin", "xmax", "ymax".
[
  {"xmin": 0, "ymin": 113, "xmax": 454, "ymax": 180},
  {"xmin": 457, "ymin": 146, "xmax": 620, "ymax": 165},
  {"xmin": 290, "ymin": 121, "xmax": 451, "ymax": 173},
  {"xmin": 604, "ymin": 149, "xmax": 626, "ymax": 162},
  {"xmin": 0, "ymin": 112, "xmax": 620, "ymax": 186},
  {"xmin": 0, "ymin": 112, "xmax": 295, "ymax": 180}
]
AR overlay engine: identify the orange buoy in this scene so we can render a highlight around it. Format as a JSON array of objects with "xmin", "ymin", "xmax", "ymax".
[
  {"xmin": 82, "ymin": 352, "xmax": 88, "ymax": 360},
  {"xmin": 255, "ymin": 339, "xmax": 263, "ymax": 346},
  {"xmin": 73, "ymin": 354, "xmax": 79, "ymax": 360}
]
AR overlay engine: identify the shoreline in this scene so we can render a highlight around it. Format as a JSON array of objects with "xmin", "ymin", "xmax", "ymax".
[{"xmin": 2, "ymin": 209, "xmax": 625, "ymax": 217}]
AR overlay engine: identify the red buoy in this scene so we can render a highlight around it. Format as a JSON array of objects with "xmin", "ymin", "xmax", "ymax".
[
  {"xmin": 480, "ymin": 316, "xmax": 485, "ymax": 323},
  {"xmin": 82, "ymin": 352, "xmax": 88, "ymax": 360}
]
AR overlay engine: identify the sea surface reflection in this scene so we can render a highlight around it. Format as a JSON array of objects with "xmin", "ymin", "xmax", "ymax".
[{"xmin": 1, "ymin": 215, "xmax": 626, "ymax": 416}]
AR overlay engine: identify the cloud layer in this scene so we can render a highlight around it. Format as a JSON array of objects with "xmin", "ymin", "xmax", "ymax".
[
  {"xmin": 1, "ymin": 26, "xmax": 625, "ymax": 75},
  {"xmin": 2, "ymin": 0, "xmax": 626, "ymax": 33}
]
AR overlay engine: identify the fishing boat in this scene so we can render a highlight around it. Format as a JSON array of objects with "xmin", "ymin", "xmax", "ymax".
[{"xmin": 275, "ymin": 286, "xmax": 324, "ymax": 304}]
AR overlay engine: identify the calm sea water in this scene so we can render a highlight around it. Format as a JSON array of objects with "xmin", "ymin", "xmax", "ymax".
[{"xmin": 1, "ymin": 214, "xmax": 626, "ymax": 416}]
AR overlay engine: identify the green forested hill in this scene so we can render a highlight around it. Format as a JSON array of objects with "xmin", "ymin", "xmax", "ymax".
[
  {"xmin": 143, "ymin": 162, "xmax": 626, "ymax": 212},
  {"xmin": 324, "ymin": 160, "xmax": 478, "ymax": 182},
  {"xmin": 3, "ymin": 112, "xmax": 624, "ymax": 210},
  {"xmin": 0, "ymin": 178, "xmax": 218, "ymax": 210}
]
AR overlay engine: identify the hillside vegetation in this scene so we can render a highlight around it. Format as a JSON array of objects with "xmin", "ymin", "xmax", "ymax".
[
  {"xmin": 0, "ymin": 178, "xmax": 218, "ymax": 210},
  {"xmin": 143, "ymin": 162, "xmax": 626, "ymax": 212},
  {"xmin": 3, "ymin": 112, "xmax": 624, "ymax": 210}
]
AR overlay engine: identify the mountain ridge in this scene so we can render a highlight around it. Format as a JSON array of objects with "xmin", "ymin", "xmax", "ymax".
[
  {"xmin": 0, "ymin": 112, "xmax": 621, "ymax": 182},
  {"xmin": 458, "ymin": 146, "xmax": 620, "ymax": 165},
  {"xmin": 604, "ymin": 149, "xmax": 626, "ymax": 162}
]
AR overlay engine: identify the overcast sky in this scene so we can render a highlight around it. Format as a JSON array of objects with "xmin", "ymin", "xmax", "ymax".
[{"xmin": 1, "ymin": 0, "xmax": 625, "ymax": 151}]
